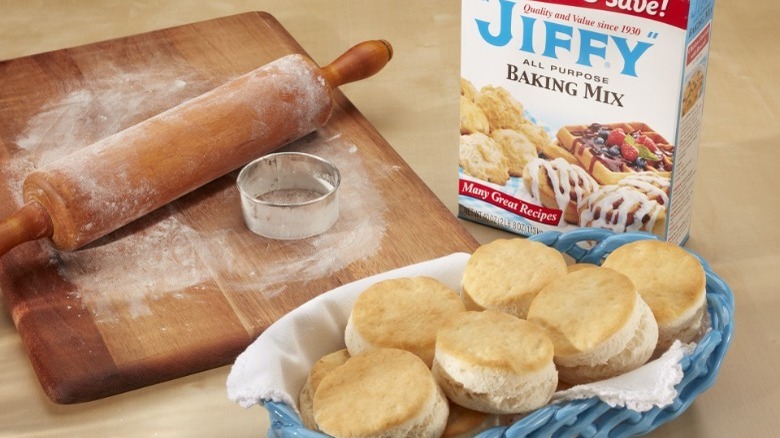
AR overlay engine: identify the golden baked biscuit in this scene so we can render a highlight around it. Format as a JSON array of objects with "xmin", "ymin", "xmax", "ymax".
[
  {"xmin": 522, "ymin": 157, "xmax": 599, "ymax": 224},
  {"xmin": 461, "ymin": 238, "xmax": 567, "ymax": 318},
  {"xmin": 432, "ymin": 310, "xmax": 557, "ymax": 414},
  {"xmin": 490, "ymin": 129, "xmax": 538, "ymax": 177},
  {"xmin": 602, "ymin": 239, "xmax": 707, "ymax": 353},
  {"xmin": 475, "ymin": 85, "xmax": 525, "ymax": 131},
  {"xmin": 345, "ymin": 277, "xmax": 466, "ymax": 367},
  {"xmin": 314, "ymin": 348, "xmax": 449, "ymax": 438},
  {"xmin": 459, "ymin": 133, "xmax": 510, "ymax": 185},
  {"xmin": 527, "ymin": 267, "xmax": 658, "ymax": 384},
  {"xmin": 298, "ymin": 349, "xmax": 350, "ymax": 430},
  {"xmin": 460, "ymin": 95, "xmax": 490, "ymax": 135}
]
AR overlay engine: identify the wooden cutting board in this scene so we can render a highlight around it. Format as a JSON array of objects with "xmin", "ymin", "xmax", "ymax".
[{"xmin": 0, "ymin": 12, "xmax": 479, "ymax": 404}]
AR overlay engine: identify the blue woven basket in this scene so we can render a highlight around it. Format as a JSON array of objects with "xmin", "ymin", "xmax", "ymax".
[{"xmin": 263, "ymin": 229, "xmax": 734, "ymax": 437}]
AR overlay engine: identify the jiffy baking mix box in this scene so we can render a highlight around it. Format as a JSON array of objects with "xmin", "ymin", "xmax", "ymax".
[{"xmin": 458, "ymin": 0, "xmax": 715, "ymax": 244}]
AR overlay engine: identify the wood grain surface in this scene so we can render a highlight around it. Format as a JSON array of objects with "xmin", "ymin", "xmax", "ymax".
[{"xmin": 0, "ymin": 12, "xmax": 479, "ymax": 404}]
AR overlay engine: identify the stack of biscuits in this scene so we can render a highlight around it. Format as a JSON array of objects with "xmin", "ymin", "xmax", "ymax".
[
  {"xmin": 459, "ymin": 78, "xmax": 552, "ymax": 186},
  {"xmin": 298, "ymin": 238, "xmax": 707, "ymax": 437}
]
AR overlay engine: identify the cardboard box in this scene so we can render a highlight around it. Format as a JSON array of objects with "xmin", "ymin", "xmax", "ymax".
[{"xmin": 458, "ymin": 0, "xmax": 715, "ymax": 245}]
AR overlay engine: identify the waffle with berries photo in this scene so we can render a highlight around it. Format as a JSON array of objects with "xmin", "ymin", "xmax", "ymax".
[{"xmin": 555, "ymin": 123, "xmax": 674, "ymax": 185}]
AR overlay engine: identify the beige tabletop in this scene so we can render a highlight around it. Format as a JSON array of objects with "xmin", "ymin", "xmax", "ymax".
[{"xmin": 0, "ymin": 1, "xmax": 777, "ymax": 437}]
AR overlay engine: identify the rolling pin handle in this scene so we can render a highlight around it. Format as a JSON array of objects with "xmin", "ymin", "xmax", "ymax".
[
  {"xmin": 320, "ymin": 40, "xmax": 393, "ymax": 89},
  {"xmin": 0, "ymin": 202, "xmax": 54, "ymax": 257}
]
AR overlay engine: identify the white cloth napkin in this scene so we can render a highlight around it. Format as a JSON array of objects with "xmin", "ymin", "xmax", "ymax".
[
  {"xmin": 226, "ymin": 253, "xmax": 692, "ymax": 414},
  {"xmin": 552, "ymin": 340, "xmax": 694, "ymax": 412}
]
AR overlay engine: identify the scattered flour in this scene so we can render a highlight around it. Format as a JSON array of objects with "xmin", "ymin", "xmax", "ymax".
[
  {"xmin": 4, "ymin": 60, "xmax": 388, "ymax": 324},
  {"xmin": 53, "ymin": 211, "xmax": 209, "ymax": 323}
]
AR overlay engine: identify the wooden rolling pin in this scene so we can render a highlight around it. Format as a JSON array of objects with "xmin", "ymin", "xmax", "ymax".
[{"xmin": 0, "ymin": 40, "xmax": 393, "ymax": 257}]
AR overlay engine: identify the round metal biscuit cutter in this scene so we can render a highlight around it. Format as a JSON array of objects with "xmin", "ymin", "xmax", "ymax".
[{"xmin": 237, "ymin": 152, "xmax": 340, "ymax": 240}]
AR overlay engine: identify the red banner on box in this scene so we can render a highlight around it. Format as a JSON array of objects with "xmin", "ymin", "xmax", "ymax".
[
  {"xmin": 686, "ymin": 23, "xmax": 711, "ymax": 64},
  {"xmin": 459, "ymin": 179, "xmax": 562, "ymax": 226}
]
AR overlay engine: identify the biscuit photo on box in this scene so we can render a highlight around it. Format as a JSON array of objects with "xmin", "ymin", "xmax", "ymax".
[
  {"xmin": 459, "ymin": 133, "xmax": 510, "ymax": 186},
  {"xmin": 475, "ymin": 85, "xmax": 526, "ymax": 132},
  {"xmin": 460, "ymin": 95, "xmax": 490, "ymax": 135},
  {"xmin": 682, "ymin": 68, "xmax": 704, "ymax": 116},
  {"xmin": 491, "ymin": 129, "xmax": 538, "ymax": 177},
  {"xmin": 458, "ymin": 78, "xmax": 557, "ymax": 187}
]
